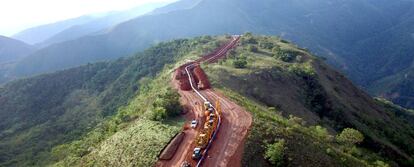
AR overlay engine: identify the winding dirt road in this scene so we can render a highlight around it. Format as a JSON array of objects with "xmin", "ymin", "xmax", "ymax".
[{"xmin": 156, "ymin": 37, "xmax": 252, "ymax": 167}]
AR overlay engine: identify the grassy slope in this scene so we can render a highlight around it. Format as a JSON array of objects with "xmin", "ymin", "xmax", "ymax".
[
  {"xmin": 2, "ymin": 35, "xmax": 414, "ymax": 166},
  {"xmin": 51, "ymin": 35, "xmax": 414, "ymax": 166},
  {"xmin": 205, "ymin": 34, "xmax": 414, "ymax": 166},
  {"xmin": 0, "ymin": 36, "xmax": 224, "ymax": 166},
  {"xmin": 49, "ymin": 36, "xmax": 228, "ymax": 166}
]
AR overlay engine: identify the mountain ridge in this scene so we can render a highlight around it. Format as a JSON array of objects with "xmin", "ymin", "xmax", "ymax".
[
  {"xmin": 1, "ymin": 35, "xmax": 414, "ymax": 166},
  {"xmin": 4, "ymin": 0, "xmax": 414, "ymax": 109}
]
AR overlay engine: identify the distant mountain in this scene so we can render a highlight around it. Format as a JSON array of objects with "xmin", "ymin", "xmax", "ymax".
[
  {"xmin": 7, "ymin": 0, "xmax": 414, "ymax": 108},
  {"xmin": 0, "ymin": 36, "xmax": 34, "ymax": 83},
  {"xmin": 0, "ymin": 36, "xmax": 34, "ymax": 63},
  {"xmin": 39, "ymin": 2, "xmax": 169, "ymax": 47},
  {"xmin": 12, "ymin": 16, "xmax": 96, "ymax": 45},
  {"xmin": 149, "ymin": 0, "xmax": 202, "ymax": 15},
  {"xmin": 12, "ymin": 2, "xmax": 169, "ymax": 46}
]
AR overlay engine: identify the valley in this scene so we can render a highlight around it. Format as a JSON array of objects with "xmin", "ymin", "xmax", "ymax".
[
  {"xmin": 1, "ymin": 29, "xmax": 414, "ymax": 166},
  {"xmin": 1, "ymin": 0, "xmax": 414, "ymax": 111},
  {"xmin": 1, "ymin": 0, "xmax": 414, "ymax": 166}
]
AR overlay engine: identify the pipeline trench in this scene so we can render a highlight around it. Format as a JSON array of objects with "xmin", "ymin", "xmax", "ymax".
[{"xmin": 156, "ymin": 36, "xmax": 252, "ymax": 167}]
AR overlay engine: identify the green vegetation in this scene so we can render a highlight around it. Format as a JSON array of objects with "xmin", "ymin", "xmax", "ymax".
[
  {"xmin": 150, "ymin": 88, "xmax": 182, "ymax": 121},
  {"xmin": 232, "ymin": 55, "xmax": 248, "ymax": 68},
  {"xmin": 336, "ymin": 128, "xmax": 364, "ymax": 146},
  {"xmin": 0, "ymin": 36, "xmax": 224, "ymax": 166},
  {"xmin": 205, "ymin": 34, "xmax": 414, "ymax": 166},
  {"xmin": 216, "ymin": 88, "xmax": 374, "ymax": 167},
  {"xmin": 265, "ymin": 139, "xmax": 285, "ymax": 166},
  {"xmin": 2, "ymin": 34, "xmax": 414, "ymax": 166}
]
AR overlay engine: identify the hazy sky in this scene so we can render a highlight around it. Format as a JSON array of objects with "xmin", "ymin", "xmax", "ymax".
[{"xmin": 0, "ymin": 0, "xmax": 176, "ymax": 37}]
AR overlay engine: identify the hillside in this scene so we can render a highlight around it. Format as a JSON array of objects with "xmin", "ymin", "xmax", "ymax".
[
  {"xmin": 6, "ymin": 0, "xmax": 414, "ymax": 110},
  {"xmin": 369, "ymin": 69, "xmax": 414, "ymax": 108},
  {"xmin": 0, "ymin": 36, "xmax": 34, "ymax": 83},
  {"xmin": 206, "ymin": 34, "xmax": 414, "ymax": 166},
  {"xmin": 0, "ymin": 36, "xmax": 34, "ymax": 63},
  {"xmin": 0, "ymin": 37, "xmax": 208, "ymax": 166},
  {"xmin": 1, "ymin": 35, "xmax": 414, "ymax": 166}
]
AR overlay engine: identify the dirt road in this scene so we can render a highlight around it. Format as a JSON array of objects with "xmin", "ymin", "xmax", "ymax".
[
  {"xmin": 157, "ymin": 36, "xmax": 252, "ymax": 167},
  {"xmin": 157, "ymin": 83, "xmax": 252, "ymax": 167},
  {"xmin": 201, "ymin": 89, "xmax": 252, "ymax": 167}
]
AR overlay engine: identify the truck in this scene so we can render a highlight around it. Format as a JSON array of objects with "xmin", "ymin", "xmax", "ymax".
[{"xmin": 192, "ymin": 147, "xmax": 202, "ymax": 160}]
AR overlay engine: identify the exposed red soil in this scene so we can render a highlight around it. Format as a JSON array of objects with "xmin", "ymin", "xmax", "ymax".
[
  {"xmin": 156, "ymin": 36, "xmax": 252, "ymax": 167},
  {"xmin": 156, "ymin": 78, "xmax": 205, "ymax": 167},
  {"xmin": 193, "ymin": 65, "xmax": 211, "ymax": 90},
  {"xmin": 159, "ymin": 132, "xmax": 186, "ymax": 160}
]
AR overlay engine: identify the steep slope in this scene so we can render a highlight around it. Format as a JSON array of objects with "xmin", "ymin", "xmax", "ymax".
[
  {"xmin": 205, "ymin": 35, "xmax": 414, "ymax": 166},
  {"xmin": 1, "ymin": 35, "xmax": 413, "ymax": 167},
  {"xmin": 349, "ymin": 5, "xmax": 414, "ymax": 84},
  {"xmin": 0, "ymin": 37, "xmax": 212, "ymax": 166},
  {"xmin": 370, "ymin": 68, "xmax": 414, "ymax": 108},
  {"xmin": 8, "ymin": 0, "xmax": 414, "ymax": 109}
]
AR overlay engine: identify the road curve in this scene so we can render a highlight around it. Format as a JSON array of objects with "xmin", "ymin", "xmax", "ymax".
[{"xmin": 157, "ymin": 37, "xmax": 252, "ymax": 167}]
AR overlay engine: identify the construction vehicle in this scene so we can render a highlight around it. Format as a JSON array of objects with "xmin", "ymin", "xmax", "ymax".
[
  {"xmin": 191, "ymin": 120, "xmax": 198, "ymax": 128},
  {"xmin": 192, "ymin": 148, "xmax": 202, "ymax": 160},
  {"xmin": 192, "ymin": 100, "xmax": 221, "ymax": 161}
]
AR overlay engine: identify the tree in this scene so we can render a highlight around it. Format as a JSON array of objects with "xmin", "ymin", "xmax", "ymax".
[
  {"xmin": 336, "ymin": 128, "xmax": 364, "ymax": 146},
  {"xmin": 259, "ymin": 41, "xmax": 274, "ymax": 49},
  {"xmin": 242, "ymin": 32, "xmax": 257, "ymax": 44},
  {"xmin": 265, "ymin": 139, "xmax": 285, "ymax": 166},
  {"xmin": 248, "ymin": 45, "xmax": 258, "ymax": 52},
  {"xmin": 233, "ymin": 55, "xmax": 248, "ymax": 68},
  {"xmin": 312, "ymin": 125, "xmax": 332, "ymax": 141},
  {"xmin": 150, "ymin": 107, "xmax": 167, "ymax": 121},
  {"xmin": 153, "ymin": 88, "xmax": 181, "ymax": 117}
]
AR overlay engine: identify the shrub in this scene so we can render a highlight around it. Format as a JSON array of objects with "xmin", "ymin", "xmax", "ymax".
[
  {"xmin": 227, "ymin": 49, "xmax": 237, "ymax": 59},
  {"xmin": 272, "ymin": 46, "xmax": 281, "ymax": 54},
  {"xmin": 233, "ymin": 59, "xmax": 247, "ymax": 68},
  {"xmin": 265, "ymin": 139, "xmax": 285, "ymax": 166},
  {"xmin": 326, "ymin": 148, "xmax": 333, "ymax": 155},
  {"xmin": 311, "ymin": 125, "xmax": 332, "ymax": 141},
  {"xmin": 373, "ymin": 160, "xmax": 390, "ymax": 167},
  {"xmin": 279, "ymin": 53, "xmax": 296, "ymax": 62},
  {"xmin": 248, "ymin": 45, "xmax": 258, "ymax": 52},
  {"xmin": 259, "ymin": 41, "xmax": 275, "ymax": 49},
  {"xmin": 280, "ymin": 39, "xmax": 290, "ymax": 43},
  {"xmin": 150, "ymin": 107, "xmax": 167, "ymax": 121},
  {"xmin": 336, "ymin": 128, "xmax": 364, "ymax": 146},
  {"xmin": 153, "ymin": 88, "xmax": 181, "ymax": 117},
  {"xmin": 242, "ymin": 32, "xmax": 258, "ymax": 44},
  {"xmin": 233, "ymin": 55, "xmax": 248, "ymax": 69},
  {"xmin": 288, "ymin": 63, "xmax": 316, "ymax": 78}
]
